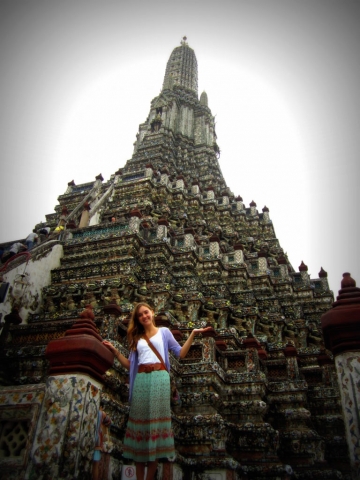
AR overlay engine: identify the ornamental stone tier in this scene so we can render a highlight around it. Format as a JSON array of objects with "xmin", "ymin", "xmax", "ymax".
[
  {"xmin": 0, "ymin": 40, "xmax": 352, "ymax": 479},
  {"xmin": 321, "ymin": 273, "xmax": 360, "ymax": 480}
]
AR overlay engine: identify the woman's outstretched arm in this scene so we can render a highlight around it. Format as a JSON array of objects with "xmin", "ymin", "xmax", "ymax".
[
  {"xmin": 179, "ymin": 327, "xmax": 213, "ymax": 359},
  {"xmin": 103, "ymin": 340, "xmax": 131, "ymax": 370}
]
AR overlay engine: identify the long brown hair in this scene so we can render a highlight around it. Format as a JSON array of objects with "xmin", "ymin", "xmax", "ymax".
[{"xmin": 127, "ymin": 302, "xmax": 156, "ymax": 351}]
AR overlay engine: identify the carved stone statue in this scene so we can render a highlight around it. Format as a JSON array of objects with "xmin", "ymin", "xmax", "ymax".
[
  {"xmin": 103, "ymin": 287, "xmax": 121, "ymax": 306},
  {"xmin": 61, "ymin": 294, "xmax": 77, "ymax": 311}
]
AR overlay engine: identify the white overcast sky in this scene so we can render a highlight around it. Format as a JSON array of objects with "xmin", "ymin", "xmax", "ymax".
[{"xmin": 0, "ymin": 0, "xmax": 359, "ymax": 295}]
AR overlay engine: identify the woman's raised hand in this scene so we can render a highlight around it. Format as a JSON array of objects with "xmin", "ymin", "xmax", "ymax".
[
  {"xmin": 192, "ymin": 326, "xmax": 213, "ymax": 335},
  {"xmin": 103, "ymin": 340, "xmax": 117, "ymax": 355},
  {"xmin": 103, "ymin": 340, "xmax": 130, "ymax": 370},
  {"xmin": 179, "ymin": 326, "xmax": 214, "ymax": 359}
]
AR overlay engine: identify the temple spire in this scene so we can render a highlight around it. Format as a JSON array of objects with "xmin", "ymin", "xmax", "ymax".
[{"xmin": 162, "ymin": 37, "xmax": 198, "ymax": 94}]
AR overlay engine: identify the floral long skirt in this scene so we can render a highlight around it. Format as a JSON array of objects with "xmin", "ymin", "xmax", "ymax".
[{"xmin": 123, "ymin": 370, "xmax": 175, "ymax": 462}]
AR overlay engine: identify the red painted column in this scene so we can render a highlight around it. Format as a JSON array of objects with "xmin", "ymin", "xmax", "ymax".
[{"xmin": 27, "ymin": 306, "xmax": 114, "ymax": 479}]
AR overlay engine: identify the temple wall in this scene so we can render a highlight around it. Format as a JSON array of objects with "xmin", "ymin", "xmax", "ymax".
[
  {"xmin": 194, "ymin": 116, "xmax": 203, "ymax": 145},
  {"xmin": 187, "ymin": 108, "xmax": 194, "ymax": 138},
  {"xmin": 169, "ymin": 102, "xmax": 178, "ymax": 130},
  {"xmin": 0, "ymin": 243, "xmax": 63, "ymax": 323}
]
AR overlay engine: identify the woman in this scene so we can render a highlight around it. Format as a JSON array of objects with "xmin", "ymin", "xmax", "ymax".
[{"xmin": 103, "ymin": 302, "xmax": 211, "ymax": 480}]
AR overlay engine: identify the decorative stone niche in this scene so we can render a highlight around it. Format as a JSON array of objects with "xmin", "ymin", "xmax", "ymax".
[{"xmin": 0, "ymin": 384, "xmax": 45, "ymax": 476}]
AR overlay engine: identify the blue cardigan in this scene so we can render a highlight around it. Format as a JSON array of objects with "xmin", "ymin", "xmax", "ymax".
[{"xmin": 128, "ymin": 327, "xmax": 182, "ymax": 402}]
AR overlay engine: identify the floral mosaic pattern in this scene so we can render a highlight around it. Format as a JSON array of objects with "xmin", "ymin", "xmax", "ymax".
[
  {"xmin": 335, "ymin": 352, "xmax": 360, "ymax": 478},
  {"xmin": 28, "ymin": 374, "xmax": 101, "ymax": 480}
]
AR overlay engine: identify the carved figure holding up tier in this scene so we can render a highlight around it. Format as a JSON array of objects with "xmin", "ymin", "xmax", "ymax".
[
  {"xmin": 43, "ymin": 296, "xmax": 56, "ymax": 313},
  {"xmin": 169, "ymin": 294, "xmax": 188, "ymax": 324},
  {"xmin": 283, "ymin": 321, "xmax": 298, "ymax": 346},
  {"xmin": 187, "ymin": 298, "xmax": 202, "ymax": 324},
  {"xmin": 81, "ymin": 282, "xmax": 102, "ymax": 309},
  {"xmin": 272, "ymin": 320, "xmax": 283, "ymax": 343},
  {"xmin": 103, "ymin": 287, "xmax": 123, "ymax": 306},
  {"xmin": 81, "ymin": 291, "xmax": 99, "ymax": 309},
  {"xmin": 60, "ymin": 294, "xmax": 77, "ymax": 311},
  {"xmin": 134, "ymin": 285, "xmax": 153, "ymax": 304},
  {"xmin": 257, "ymin": 316, "xmax": 274, "ymax": 341},
  {"xmin": 201, "ymin": 302, "xmax": 219, "ymax": 329},
  {"xmin": 152, "ymin": 290, "xmax": 170, "ymax": 314},
  {"xmin": 307, "ymin": 324, "xmax": 323, "ymax": 346},
  {"xmin": 217, "ymin": 309, "xmax": 228, "ymax": 329},
  {"xmin": 229, "ymin": 311, "xmax": 248, "ymax": 336}
]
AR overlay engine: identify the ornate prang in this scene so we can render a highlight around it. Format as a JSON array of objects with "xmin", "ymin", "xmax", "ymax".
[{"xmin": 0, "ymin": 41, "xmax": 351, "ymax": 479}]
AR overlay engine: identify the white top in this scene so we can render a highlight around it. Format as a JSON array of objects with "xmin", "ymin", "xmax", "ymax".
[
  {"xmin": 9, "ymin": 242, "xmax": 25, "ymax": 253},
  {"xmin": 137, "ymin": 330, "xmax": 165, "ymax": 365},
  {"xmin": 26, "ymin": 232, "xmax": 38, "ymax": 242}
]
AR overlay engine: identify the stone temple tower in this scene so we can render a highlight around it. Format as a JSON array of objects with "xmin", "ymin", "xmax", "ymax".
[{"xmin": 0, "ymin": 39, "xmax": 353, "ymax": 479}]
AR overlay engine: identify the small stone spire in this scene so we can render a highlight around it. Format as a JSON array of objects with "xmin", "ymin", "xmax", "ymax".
[
  {"xmin": 299, "ymin": 261, "xmax": 308, "ymax": 272},
  {"xmin": 318, "ymin": 267, "xmax": 327, "ymax": 278},
  {"xmin": 200, "ymin": 91, "xmax": 208, "ymax": 106}
]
